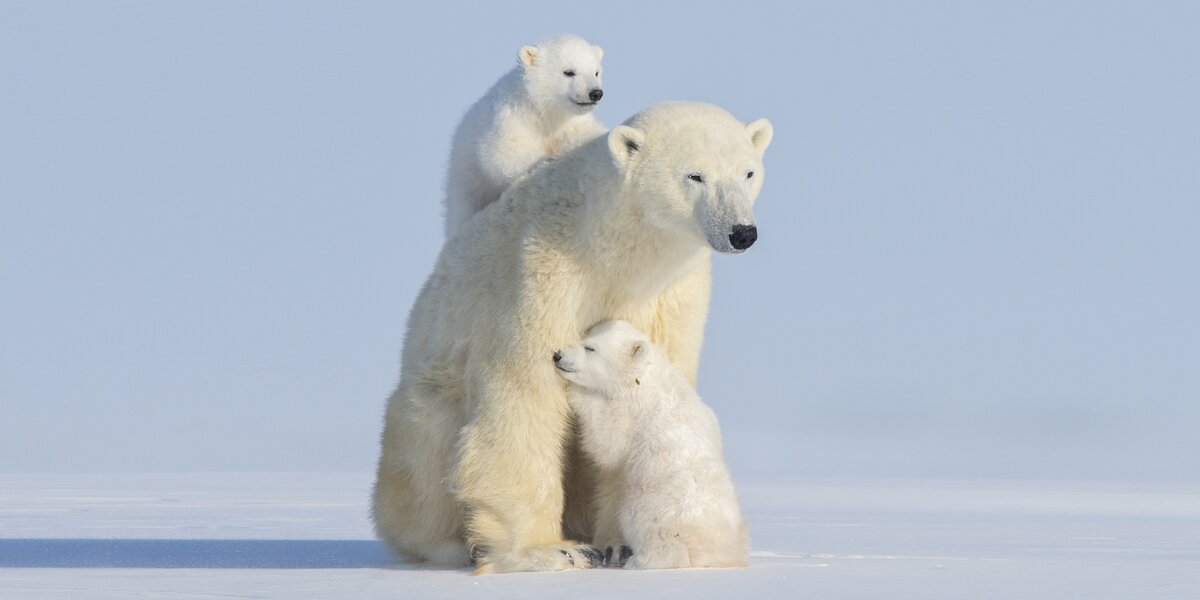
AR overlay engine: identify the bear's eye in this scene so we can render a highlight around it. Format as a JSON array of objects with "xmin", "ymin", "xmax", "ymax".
[
  {"xmin": 584, "ymin": 346, "xmax": 596, "ymax": 353},
  {"xmin": 563, "ymin": 70, "xmax": 576, "ymax": 77},
  {"xmin": 746, "ymin": 171, "xmax": 755, "ymax": 179},
  {"xmin": 595, "ymin": 71, "xmax": 599, "ymax": 76},
  {"xmin": 687, "ymin": 174, "xmax": 704, "ymax": 183}
]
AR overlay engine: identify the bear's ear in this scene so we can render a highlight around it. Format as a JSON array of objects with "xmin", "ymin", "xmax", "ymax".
[
  {"xmin": 592, "ymin": 45, "xmax": 604, "ymax": 61},
  {"xmin": 518, "ymin": 46, "xmax": 538, "ymax": 68},
  {"xmin": 746, "ymin": 118, "xmax": 774, "ymax": 154},
  {"xmin": 608, "ymin": 126, "xmax": 645, "ymax": 169}
]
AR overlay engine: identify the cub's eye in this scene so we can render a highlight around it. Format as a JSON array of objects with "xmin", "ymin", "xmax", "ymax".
[
  {"xmin": 595, "ymin": 71, "xmax": 600, "ymax": 76},
  {"xmin": 584, "ymin": 346, "xmax": 596, "ymax": 353},
  {"xmin": 563, "ymin": 70, "xmax": 576, "ymax": 77},
  {"xmin": 746, "ymin": 171, "xmax": 755, "ymax": 179},
  {"xmin": 687, "ymin": 174, "xmax": 704, "ymax": 183}
]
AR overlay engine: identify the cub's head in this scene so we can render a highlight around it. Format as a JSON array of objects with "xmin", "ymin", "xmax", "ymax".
[
  {"xmin": 553, "ymin": 320, "xmax": 651, "ymax": 395},
  {"xmin": 607, "ymin": 102, "xmax": 773, "ymax": 254},
  {"xmin": 519, "ymin": 34, "xmax": 604, "ymax": 115}
]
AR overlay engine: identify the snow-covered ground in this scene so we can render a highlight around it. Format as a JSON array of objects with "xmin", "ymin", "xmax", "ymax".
[{"xmin": 1, "ymin": 473, "xmax": 1197, "ymax": 599}]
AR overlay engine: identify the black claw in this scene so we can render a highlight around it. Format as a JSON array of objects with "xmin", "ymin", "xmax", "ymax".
[
  {"xmin": 604, "ymin": 546, "xmax": 614, "ymax": 565},
  {"xmin": 618, "ymin": 545, "xmax": 633, "ymax": 566},
  {"xmin": 579, "ymin": 545, "xmax": 604, "ymax": 566},
  {"xmin": 560, "ymin": 549, "xmax": 575, "ymax": 566}
]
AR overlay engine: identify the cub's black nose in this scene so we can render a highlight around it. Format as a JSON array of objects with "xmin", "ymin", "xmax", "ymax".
[
  {"xmin": 729, "ymin": 224, "xmax": 758, "ymax": 250},
  {"xmin": 589, "ymin": 88, "xmax": 603, "ymax": 102},
  {"xmin": 553, "ymin": 351, "xmax": 563, "ymax": 363}
]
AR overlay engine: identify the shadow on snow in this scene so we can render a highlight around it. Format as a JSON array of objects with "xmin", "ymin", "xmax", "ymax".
[{"xmin": 0, "ymin": 538, "xmax": 402, "ymax": 569}]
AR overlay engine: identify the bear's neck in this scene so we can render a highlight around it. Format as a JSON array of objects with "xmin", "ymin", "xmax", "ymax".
[
  {"xmin": 575, "ymin": 177, "xmax": 710, "ymax": 302},
  {"xmin": 527, "ymin": 100, "xmax": 579, "ymax": 134}
]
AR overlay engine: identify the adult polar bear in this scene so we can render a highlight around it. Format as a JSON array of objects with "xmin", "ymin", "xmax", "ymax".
[{"xmin": 372, "ymin": 102, "xmax": 772, "ymax": 574}]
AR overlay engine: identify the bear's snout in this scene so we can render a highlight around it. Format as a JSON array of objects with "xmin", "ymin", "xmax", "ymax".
[
  {"xmin": 552, "ymin": 350, "xmax": 576, "ymax": 374},
  {"xmin": 589, "ymin": 88, "xmax": 603, "ymax": 102},
  {"xmin": 729, "ymin": 224, "xmax": 758, "ymax": 250}
]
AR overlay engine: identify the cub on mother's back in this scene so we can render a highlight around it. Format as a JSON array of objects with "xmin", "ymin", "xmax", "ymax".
[
  {"xmin": 442, "ymin": 34, "xmax": 607, "ymax": 238},
  {"xmin": 555, "ymin": 320, "xmax": 749, "ymax": 569}
]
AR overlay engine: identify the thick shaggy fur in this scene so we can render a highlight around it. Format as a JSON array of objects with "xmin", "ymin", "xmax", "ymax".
[
  {"xmin": 556, "ymin": 320, "xmax": 749, "ymax": 569},
  {"xmin": 372, "ymin": 102, "xmax": 773, "ymax": 574},
  {"xmin": 442, "ymin": 34, "xmax": 606, "ymax": 239}
]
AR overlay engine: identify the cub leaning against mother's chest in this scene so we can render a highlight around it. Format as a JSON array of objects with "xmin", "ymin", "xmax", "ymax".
[{"xmin": 371, "ymin": 101, "xmax": 773, "ymax": 574}]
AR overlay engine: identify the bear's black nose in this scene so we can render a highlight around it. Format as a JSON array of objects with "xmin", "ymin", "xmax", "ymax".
[
  {"xmin": 589, "ymin": 88, "xmax": 603, "ymax": 102},
  {"xmin": 553, "ymin": 351, "xmax": 563, "ymax": 363},
  {"xmin": 729, "ymin": 224, "xmax": 758, "ymax": 250}
]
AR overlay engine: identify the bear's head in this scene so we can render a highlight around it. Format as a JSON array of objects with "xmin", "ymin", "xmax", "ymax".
[
  {"xmin": 553, "ymin": 320, "xmax": 652, "ymax": 396},
  {"xmin": 607, "ymin": 103, "xmax": 773, "ymax": 254},
  {"xmin": 519, "ymin": 34, "xmax": 604, "ymax": 116}
]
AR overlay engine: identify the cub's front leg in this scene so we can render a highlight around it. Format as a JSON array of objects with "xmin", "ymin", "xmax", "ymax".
[
  {"xmin": 478, "ymin": 121, "xmax": 547, "ymax": 186},
  {"xmin": 590, "ymin": 468, "xmax": 631, "ymax": 566},
  {"xmin": 567, "ymin": 388, "xmax": 636, "ymax": 567}
]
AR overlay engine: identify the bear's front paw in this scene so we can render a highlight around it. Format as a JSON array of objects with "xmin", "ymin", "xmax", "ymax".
[
  {"xmin": 563, "ymin": 544, "xmax": 606, "ymax": 568},
  {"xmin": 603, "ymin": 545, "xmax": 633, "ymax": 567},
  {"xmin": 473, "ymin": 541, "xmax": 604, "ymax": 574}
]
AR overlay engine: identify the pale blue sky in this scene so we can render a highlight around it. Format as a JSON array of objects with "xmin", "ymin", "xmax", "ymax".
[{"xmin": 2, "ymin": 1, "xmax": 1197, "ymax": 479}]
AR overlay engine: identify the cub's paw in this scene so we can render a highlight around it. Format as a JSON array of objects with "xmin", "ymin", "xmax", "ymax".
[
  {"xmin": 473, "ymin": 541, "xmax": 603, "ymax": 574},
  {"xmin": 604, "ymin": 545, "xmax": 634, "ymax": 567}
]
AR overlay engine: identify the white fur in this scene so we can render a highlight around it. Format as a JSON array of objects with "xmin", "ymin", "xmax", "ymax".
[
  {"xmin": 372, "ymin": 102, "xmax": 773, "ymax": 574},
  {"xmin": 555, "ymin": 320, "xmax": 748, "ymax": 569},
  {"xmin": 442, "ymin": 34, "xmax": 607, "ymax": 238}
]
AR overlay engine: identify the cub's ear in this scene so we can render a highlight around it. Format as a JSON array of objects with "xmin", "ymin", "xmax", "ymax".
[
  {"xmin": 518, "ymin": 46, "xmax": 538, "ymax": 68},
  {"xmin": 593, "ymin": 45, "xmax": 604, "ymax": 61},
  {"xmin": 608, "ymin": 125, "xmax": 645, "ymax": 169},
  {"xmin": 746, "ymin": 118, "xmax": 773, "ymax": 154}
]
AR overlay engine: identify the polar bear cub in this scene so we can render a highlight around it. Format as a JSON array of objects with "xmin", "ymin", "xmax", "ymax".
[
  {"xmin": 554, "ymin": 320, "xmax": 749, "ymax": 569},
  {"xmin": 442, "ymin": 34, "xmax": 606, "ymax": 238}
]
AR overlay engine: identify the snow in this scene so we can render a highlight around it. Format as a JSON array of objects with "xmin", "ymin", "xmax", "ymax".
[{"xmin": 2, "ymin": 474, "xmax": 1198, "ymax": 599}]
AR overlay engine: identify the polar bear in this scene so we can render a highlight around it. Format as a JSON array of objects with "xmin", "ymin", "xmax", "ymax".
[
  {"xmin": 554, "ymin": 320, "xmax": 749, "ymax": 569},
  {"xmin": 442, "ymin": 34, "xmax": 607, "ymax": 239},
  {"xmin": 372, "ymin": 102, "xmax": 772, "ymax": 574}
]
